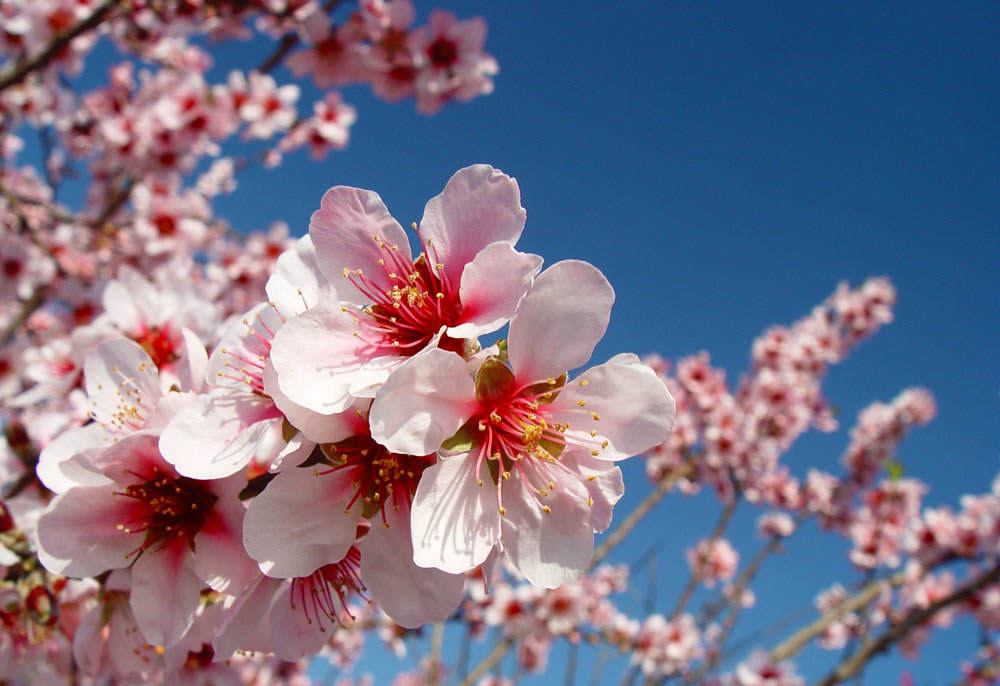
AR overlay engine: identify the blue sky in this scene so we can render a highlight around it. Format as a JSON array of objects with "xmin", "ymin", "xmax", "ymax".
[{"xmin": 58, "ymin": 0, "xmax": 1000, "ymax": 682}]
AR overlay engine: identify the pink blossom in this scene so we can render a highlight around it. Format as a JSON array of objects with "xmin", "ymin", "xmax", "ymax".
[
  {"xmin": 687, "ymin": 538, "xmax": 739, "ymax": 586},
  {"xmin": 370, "ymin": 260, "xmax": 675, "ymax": 587},
  {"xmin": 269, "ymin": 164, "xmax": 538, "ymax": 415}
]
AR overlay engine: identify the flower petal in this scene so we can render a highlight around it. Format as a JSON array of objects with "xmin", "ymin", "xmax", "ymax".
[
  {"xmin": 508, "ymin": 260, "xmax": 614, "ymax": 383},
  {"xmin": 309, "ymin": 186, "xmax": 409, "ymax": 300},
  {"xmin": 36, "ymin": 484, "xmax": 139, "ymax": 578},
  {"xmin": 369, "ymin": 347, "xmax": 476, "ymax": 455},
  {"xmin": 410, "ymin": 454, "xmax": 500, "ymax": 574},
  {"xmin": 269, "ymin": 304, "xmax": 391, "ymax": 414},
  {"xmin": 420, "ymin": 165, "xmax": 526, "ymax": 286},
  {"xmin": 501, "ymin": 472, "xmax": 595, "ymax": 588},
  {"xmin": 557, "ymin": 358, "xmax": 676, "ymax": 461},
  {"xmin": 263, "ymin": 361, "xmax": 363, "ymax": 443},
  {"xmin": 448, "ymin": 242, "xmax": 543, "ymax": 339},
  {"xmin": 243, "ymin": 466, "xmax": 360, "ymax": 578},
  {"xmin": 159, "ymin": 390, "xmax": 280, "ymax": 479},
  {"xmin": 84, "ymin": 338, "xmax": 161, "ymax": 428},
  {"xmin": 360, "ymin": 505, "xmax": 465, "ymax": 627},
  {"xmin": 129, "ymin": 543, "xmax": 203, "ymax": 647},
  {"xmin": 265, "ymin": 235, "xmax": 338, "ymax": 315}
]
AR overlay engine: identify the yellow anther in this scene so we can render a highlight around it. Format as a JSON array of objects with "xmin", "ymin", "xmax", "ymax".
[
  {"xmin": 577, "ymin": 400, "xmax": 586, "ymax": 407},
  {"xmin": 542, "ymin": 506, "xmax": 551, "ymax": 515},
  {"xmin": 579, "ymin": 379, "xmax": 589, "ymax": 386}
]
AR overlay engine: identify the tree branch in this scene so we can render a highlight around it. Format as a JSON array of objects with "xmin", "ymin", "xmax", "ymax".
[
  {"xmin": 0, "ymin": 0, "xmax": 119, "ymax": 93},
  {"xmin": 813, "ymin": 562, "xmax": 1000, "ymax": 686}
]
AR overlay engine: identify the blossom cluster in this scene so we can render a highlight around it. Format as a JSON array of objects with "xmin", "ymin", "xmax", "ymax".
[{"xmin": 1, "ymin": 164, "xmax": 675, "ymax": 682}]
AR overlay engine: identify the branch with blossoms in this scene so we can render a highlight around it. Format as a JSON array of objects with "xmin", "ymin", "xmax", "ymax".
[{"xmin": 3, "ymin": 6, "xmax": 1000, "ymax": 686}]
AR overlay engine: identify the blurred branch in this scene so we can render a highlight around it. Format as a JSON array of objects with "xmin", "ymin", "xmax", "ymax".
[
  {"xmin": 458, "ymin": 635, "xmax": 514, "ymax": 686},
  {"xmin": 770, "ymin": 553, "xmax": 956, "ymax": 663},
  {"xmin": 588, "ymin": 464, "xmax": 690, "ymax": 572},
  {"xmin": 814, "ymin": 562, "xmax": 1000, "ymax": 686},
  {"xmin": 669, "ymin": 496, "xmax": 739, "ymax": 621},
  {"xmin": 256, "ymin": 0, "xmax": 343, "ymax": 74},
  {"xmin": 0, "ymin": 0, "xmax": 119, "ymax": 93}
]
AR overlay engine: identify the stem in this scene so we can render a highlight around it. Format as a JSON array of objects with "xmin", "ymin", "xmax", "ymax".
[
  {"xmin": 457, "ymin": 636, "xmax": 515, "ymax": 686},
  {"xmin": 256, "ymin": 0, "xmax": 343, "ymax": 73},
  {"xmin": 770, "ymin": 554, "xmax": 956, "ymax": 662},
  {"xmin": 588, "ymin": 466, "xmax": 689, "ymax": 572},
  {"xmin": 813, "ymin": 562, "xmax": 1000, "ymax": 686},
  {"xmin": 427, "ymin": 622, "xmax": 444, "ymax": 686},
  {"xmin": 0, "ymin": 0, "xmax": 119, "ymax": 93},
  {"xmin": 669, "ymin": 497, "xmax": 739, "ymax": 621}
]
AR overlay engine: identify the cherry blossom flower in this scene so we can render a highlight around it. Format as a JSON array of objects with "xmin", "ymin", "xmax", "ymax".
[
  {"xmin": 269, "ymin": 164, "xmax": 539, "ymax": 415},
  {"xmin": 370, "ymin": 259, "xmax": 675, "ymax": 587}
]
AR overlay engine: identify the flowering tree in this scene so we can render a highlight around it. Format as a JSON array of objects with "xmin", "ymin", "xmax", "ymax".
[{"xmin": 2, "ymin": 2, "xmax": 999, "ymax": 685}]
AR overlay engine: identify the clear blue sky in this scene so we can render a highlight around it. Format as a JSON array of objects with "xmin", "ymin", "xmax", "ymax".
[{"xmin": 74, "ymin": 0, "xmax": 1000, "ymax": 682}]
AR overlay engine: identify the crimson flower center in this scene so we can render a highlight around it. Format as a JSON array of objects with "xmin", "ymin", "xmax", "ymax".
[{"xmin": 116, "ymin": 469, "xmax": 218, "ymax": 554}]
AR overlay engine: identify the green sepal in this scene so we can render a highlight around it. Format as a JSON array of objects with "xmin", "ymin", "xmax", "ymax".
[
  {"xmin": 475, "ymin": 357, "xmax": 516, "ymax": 405},
  {"xmin": 441, "ymin": 419, "xmax": 478, "ymax": 453}
]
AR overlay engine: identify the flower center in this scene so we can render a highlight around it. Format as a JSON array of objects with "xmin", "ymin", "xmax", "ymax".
[
  {"xmin": 427, "ymin": 38, "xmax": 458, "ymax": 68},
  {"xmin": 116, "ymin": 467, "xmax": 218, "ymax": 555},
  {"xmin": 344, "ymin": 232, "xmax": 464, "ymax": 355},
  {"xmin": 289, "ymin": 547, "xmax": 365, "ymax": 629},
  {"xmin": 133, "ymin": 325, "xmax": 178, "ymax": 370},
  {"xmin": 320, "ymin": 433, "xmax": 433, "ymax": 524}
]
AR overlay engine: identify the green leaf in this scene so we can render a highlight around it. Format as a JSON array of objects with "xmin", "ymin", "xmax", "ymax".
[{"xmin": 475, "ymin": 357, "xmax": 515, "ymax": 405}]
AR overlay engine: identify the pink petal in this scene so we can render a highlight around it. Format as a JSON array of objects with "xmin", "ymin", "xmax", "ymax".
[
  {"xmin": 159, "ymin": 390, "xmax": 280, "ymax": 479},
  {"xmin": 508, "ymin": 260, "xmax": 614, "ymax": 383},
  {"xmin": 212, "ymin": 575, "xmax": 279, "ymax": 660},
  {"xmin": 36, "ymin": 484, "xmax": 140, "ymax": 578},
  {"xmin": 369, "ymin": 347, "xmax": 476, "ymax": 455},
  {"xmin": 561, "ymin": 450, "xmax": 624, "ymax": 533},
  {"xmin": 410, "ymin": 454, "xmax": 500, "ymax": 574},
  {"xmin": 129, "ymin": 542, "xmax": 204, "ymax": 647},
  {"xmin": 448, "ymin": 242, "xmax": 543, "ymax": 339},
  {"xmin": 243, "ymin": 466, "xmax": 360, "ymax": 578},
  {"xmin": 309, "ymin": 186, "xmax": 409, "ymax": 300},
  {"xmin": 263, "ymin": 361, "xmax": 362, "ymax": 443},
  {"xmin": 266, "ymin": 584, "xmax": 328, "ymax": 661},
  {"xmin": 500, "ymin": 473, "xmax": 595, "ymax": 588},
  {"xmin": 360, "ymin": 505, "xmax": 464, "ymax": 627},
  {"xmin": 269, "ymin": 304, "xmax": 390, "ymax": 414},
  {"xmin": 419, "ymin": 165, "xmax": 526, "ymax": 286},
  {"xmin": 192, "ymin": 497, "xmax": 257, "ymax": 595},
  {"xmin": 557, "ymin": 358, "xmax": 676, "ymax": 461},
  {"xmin": 85, "ymin": 338, "xmax": 161, "ymax": 427}
]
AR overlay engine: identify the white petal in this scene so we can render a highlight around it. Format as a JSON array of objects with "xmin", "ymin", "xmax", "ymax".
[
  {"xmin": 369, "ymin": 347, "xmax": 476, "ymax": 455},
  {"xmin": 508, "ymin": 260, "xmax": 614, "ymax": 383},
  {"xmin": 265, "ymin": 235, "xmax": 338, "ymax": 315},
  {"xmin": 263, "ymin": 361, "xmax": 362, "ymax": 443},
  {"xmin": 84, "ymin": 338, "xmax": 162, "ymax": 428},
  {"xmin": 501, "ymin": 472, "xmax": 594, "ymax": 588},
  {"xmin": 159, "ymin": 390, "xmax": 280, "ymax": 479},
  {"xmin": 410, "ymin": 454, "xmax": 500, "ymax": 574},
  {"xmin": 243, "ymin": 466, "xmax": 360, "ymax": 578},
  {"xmin": 269, "ymin": 304, "xmax": 386, "ymax": 414},
  {"xmin": 448, "ymin": 242, "xmax": 542, "ymax": 339},
  {"xmin": 360, "ymin": 505, "xmax": 464, "ymax": 627}
]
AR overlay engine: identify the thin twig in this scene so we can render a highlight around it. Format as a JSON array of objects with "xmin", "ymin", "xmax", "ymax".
[
  {"xmin": 457, "ymin": 635, "xmax": 515, "ymax": 686},
  {"xmin": 588, "ymin": 466, "xmax": 689, "ymax": 572},
  {"xmin": 770, "ymin": 553, "xmax": 956, "ymax": 662},
  {"xmin": 668, "ymin": 496, "xmax": 739, "ymax": 621},
  {"xmin": 813, "ymin": 562, "xmax": 1000, "ymax": 686},
  {"xmin": 427, "ymin": 622, "xmax": 445, "ymax": 686},
  {"xmin": 0, "ymin": 0, "xmax": 119, "ymax": 93},
  {"xmin": 256, "ymin": 0, "xmax": 343, "ymax": 73}
]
